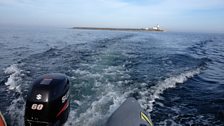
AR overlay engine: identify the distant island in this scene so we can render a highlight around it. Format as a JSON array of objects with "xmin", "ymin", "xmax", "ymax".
[{"xmin": 72, "ymin": 25, "xmax": 164, "ymax": 32}]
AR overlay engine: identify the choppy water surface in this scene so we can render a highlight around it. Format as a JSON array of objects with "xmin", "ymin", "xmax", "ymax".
[{"xmin": 0, "ymin": 27, "xmax": 224, "ymax": 126}]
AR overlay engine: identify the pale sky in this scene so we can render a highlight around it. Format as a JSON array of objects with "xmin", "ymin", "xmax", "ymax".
[{"xmin": 0, "ymin": 0, "xmax": 224, "ymax": 32}]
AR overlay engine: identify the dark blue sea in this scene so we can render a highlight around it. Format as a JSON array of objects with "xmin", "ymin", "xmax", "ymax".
[{"xmin": 0, "ymin": 27, "xmax": 224, "ymax": 126}]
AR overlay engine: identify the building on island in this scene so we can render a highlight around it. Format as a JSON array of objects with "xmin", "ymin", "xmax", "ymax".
[
  {"xmin": 152, "ymin": 24, "xmax": 160, "ymax": 30},
  {"xmin": 144, "ymin": 24, "xmax": 162, "ymax": 31}
]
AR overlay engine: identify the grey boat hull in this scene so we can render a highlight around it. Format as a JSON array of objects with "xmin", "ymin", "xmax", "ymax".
[{"xmin": 106, "ymin": 97, "xmax": 153, "ymax": 126}]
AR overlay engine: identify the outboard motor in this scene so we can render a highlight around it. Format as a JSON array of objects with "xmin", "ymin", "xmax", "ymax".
[{"xmin": 25, "ymin": 73, "xmax": 70, "ymax": 126}]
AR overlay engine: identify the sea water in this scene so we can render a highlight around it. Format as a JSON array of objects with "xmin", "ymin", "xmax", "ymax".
[{"xmin": 0, "ymin": 27, "xmax": 224, "ymax": 126}]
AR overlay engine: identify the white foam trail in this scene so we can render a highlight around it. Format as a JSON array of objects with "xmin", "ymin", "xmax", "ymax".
[
  {"xmin": 66, "ymin": 91, "xmax": 130, "ymax": 126},
  {"xmin": 73, "ymin": 100, "xmax": 82, "ymax": 106},
  {"xmin": 7, "ymin": 96, "xmax": 25, "ymax": 126},
  {"xmin": 65, "ymin": 64, "xmax": 131, "ymax": 126},
  {"xmin": 67, "ymin": 90, "xmax": 125, "ymax": 126},
  {"xmin": 4, "ymin": 64, "xmax": 22, "ymax": 93},
  {"xmin": 4, "ymin": 64, "xmax": 25, "ymax": 126},
  {"xmin": 138, "ymin": 68, "xmax": 201, "ymax": 113}
]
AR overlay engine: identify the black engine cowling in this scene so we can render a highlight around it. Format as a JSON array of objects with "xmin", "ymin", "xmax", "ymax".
[{"xmin": 24, "ymin": 73, "xmax": 70, "ymax": 126}]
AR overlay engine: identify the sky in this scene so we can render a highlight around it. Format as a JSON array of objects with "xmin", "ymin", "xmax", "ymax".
[{"xmin": 0, "ymin": 0, "xmax": 224, "ymax": 32}]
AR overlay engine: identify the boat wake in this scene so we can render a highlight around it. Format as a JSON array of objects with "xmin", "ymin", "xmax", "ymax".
[
  {"xmin": 4, "ymin": 64, "xmax": 22, "ymax": 92},
  {"xmin": 4, "ymin": 64, "xmax": 25, "ymax": 126},
  {"xmin": 138, "ymin": 68, "xmax": 201, "ymax": 113}
]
